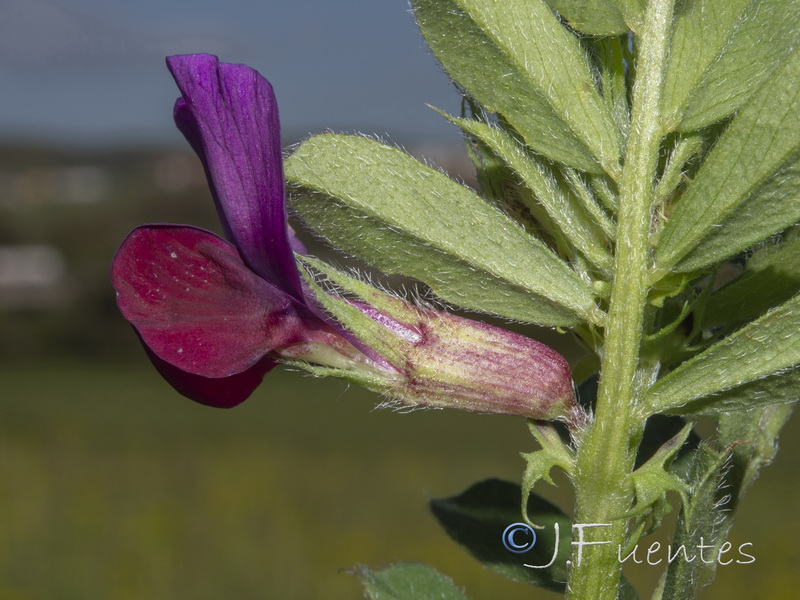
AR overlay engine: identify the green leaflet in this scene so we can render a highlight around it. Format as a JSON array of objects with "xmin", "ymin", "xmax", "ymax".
[
  {"xmin": 642, "ymin": 295, "xmax": 800, "ymax": 416},
  {"xmin": 669, "ymin": 369, "xmax": 800, "ymax": 417},
  {"xmin": 354, "ymin": 563, "xmax": 468, "ymax": 600},
  {"xmin": 413, "ymin": 0, "xmax": 621, "ymax": 175},
  {"xmin": 653, "ymin": 133, "xmax": 704, "ymax": 205},
  {"xmin": 701, "ymin": 236, "xmax": 800, "ymax": 329},
  {"xmin": 661, "ymin": 405, "xmax": 793, "ymax": 598},
  {"xmin": 654, "ymin": 47, "xmax": 800, "ymax": 277},
  {"xmin": 613, "ymin": 0, "xmax": 645, "ymax": 31},
  {"xmin": 590, "ymin": 35, "xmax": 631, "ymax": 141},
  {"xmin": 445, "ymin": 115, "xmax": 614, "ymax": 272},
  {"xmin": 717, "ymin": 403, "xmax": 795, "ymax": 496},
  {"xmin": 286, "ymin": 134, "xmax": 603, "ymax": 328},
  {"xmin": 661, "ymin": 0, "xmax": 751, "ymax": 131},
  {"xmin": 668, "ymin": 0, "xmax": 800, "ymax": 132},
  {"xmin": 673, "ymin": 155, "xmax": 800, "ymax": 273},
  {"xmin": 659, "ymin": 445, "xmax": 729, "ymax": 598},
  {"xmin": 544, "ymin": 0, "xmax": 627, "ymax": 35}
]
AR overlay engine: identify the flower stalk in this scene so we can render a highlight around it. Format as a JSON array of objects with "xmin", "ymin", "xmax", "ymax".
[{"xmin": 569, "ymin": 0, "xmax": 677, "ymax": 597}]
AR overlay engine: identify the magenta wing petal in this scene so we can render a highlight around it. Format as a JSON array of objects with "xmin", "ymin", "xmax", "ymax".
[
  {"xmin": 144, "ymin": 345, "xmax": 277, "ymax": 408},
  {"xmin": 166, "ymin": 54, "xmax": 304, "ymax": 302},
  {"xmin": 112, "ymin": 225, "xmax": 317, "ymax": 379}
]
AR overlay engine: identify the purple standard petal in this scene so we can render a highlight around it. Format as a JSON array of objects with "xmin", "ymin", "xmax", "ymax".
[
  {"xmin": 166, "ymin": 54, "xmax": 304, "ymax": 302},
  {"xmin": 111, "ymin": 225, "xmax": 322, "ymax": 379}
]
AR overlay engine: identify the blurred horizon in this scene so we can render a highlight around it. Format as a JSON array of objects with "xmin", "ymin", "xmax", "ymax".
[{"xmin": 0, "ymin": 0, "xmax": 464, "ymax": 148}]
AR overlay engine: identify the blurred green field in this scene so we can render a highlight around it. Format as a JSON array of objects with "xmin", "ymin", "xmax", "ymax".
[{"xmin": 1, "ymin": 359, "xmax": 798, "ymax": 599}]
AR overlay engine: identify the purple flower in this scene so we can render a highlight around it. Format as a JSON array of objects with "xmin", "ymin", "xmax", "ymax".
[
  {"xmin": 112, "ymin": 54, "xmax": 370, "ymax": 408},
  {"xmin": 112, "ymin": 54, "xmax": 578, "ymax": 422}
]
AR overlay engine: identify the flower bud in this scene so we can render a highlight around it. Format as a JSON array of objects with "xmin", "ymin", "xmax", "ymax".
[
  {"xmin": 294, "ymin": 258, "xmax": 581, "ymax": 423},
  {"xmin": 355, "ymin": 302, "xmax": 578, "ymax": 421}
]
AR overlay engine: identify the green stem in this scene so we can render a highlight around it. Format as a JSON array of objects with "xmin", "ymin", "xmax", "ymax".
[{"xmin": 567, "ymin": 1, "xmax": 676, "ymax": 598}]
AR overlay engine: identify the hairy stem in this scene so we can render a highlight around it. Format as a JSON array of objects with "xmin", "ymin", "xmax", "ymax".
[{"xmin": 567, "ymin": 1, "xmax": 676, "ymax": 598}]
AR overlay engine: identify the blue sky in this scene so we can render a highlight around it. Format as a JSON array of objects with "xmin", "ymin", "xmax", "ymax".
[{"xmin": 0, "ymin": 0, "xmax": 463, "ymax": 146}]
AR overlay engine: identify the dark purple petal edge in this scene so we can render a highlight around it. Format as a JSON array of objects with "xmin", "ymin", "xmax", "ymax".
[{"xmin": 144, "ymin": 341, "xmax": 277, "ymax": 408}]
